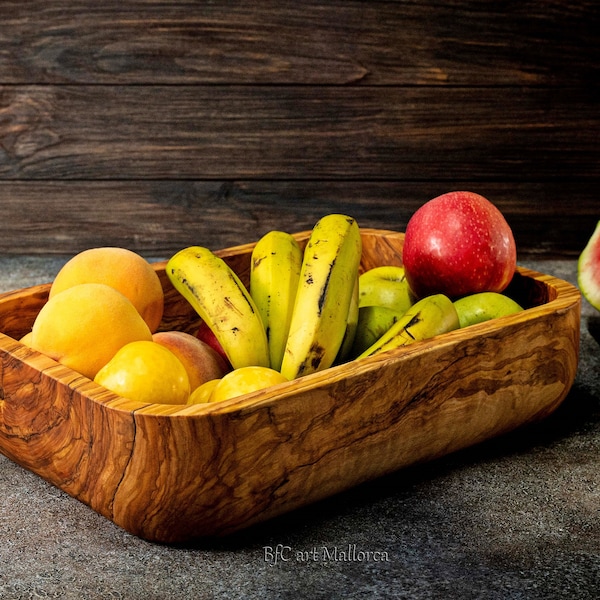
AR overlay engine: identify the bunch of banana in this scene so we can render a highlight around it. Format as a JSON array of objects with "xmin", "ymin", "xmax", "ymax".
[
  {"xmin": 166, "ymin": 246, "xmax": 270, "ymax": 370},
  {"xmin": 357, "ymin": 293, "xmax": 460, "ymax": 359},
  {"xmin": 280, "ymin": 214, "xmax": 362, "ymax": 380},
  {"xmin": 249, "ymin": 230, "xmax": 303, "ymax": 371}
]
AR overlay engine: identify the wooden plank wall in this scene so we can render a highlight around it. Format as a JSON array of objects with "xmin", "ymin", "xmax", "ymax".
[{"xmin": 1, "ymin": 1, "xmax": 598, "ymax": 258}]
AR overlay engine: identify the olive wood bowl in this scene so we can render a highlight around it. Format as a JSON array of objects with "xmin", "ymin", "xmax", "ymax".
[{"xmin": 0, "ymin": 229, "xmax": 581, "ymax": 543}]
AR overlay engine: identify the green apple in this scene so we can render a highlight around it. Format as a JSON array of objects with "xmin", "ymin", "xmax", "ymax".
[
  {"xmin": 358, "ymin": 266, "xmax": 416, "ymax": 313},
  {"xmin": 350, "ymin": 305, "xmax": 405, "ymax": 358},
  {"xmin": 453, "ymin": 292, "xmax": 523, "ymax": 328}
]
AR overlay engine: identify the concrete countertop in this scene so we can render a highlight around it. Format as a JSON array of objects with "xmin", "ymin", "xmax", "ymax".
[{"xmin": 0, "ymin": 257, "xmax": 598, "ymax": 600}]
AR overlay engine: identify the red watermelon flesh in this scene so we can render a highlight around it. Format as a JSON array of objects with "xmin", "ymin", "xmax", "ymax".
[{"xmin": 578, "ymin": 220, "xmax": 600, "ymax": 311}]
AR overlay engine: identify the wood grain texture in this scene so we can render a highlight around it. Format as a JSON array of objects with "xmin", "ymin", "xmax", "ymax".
[
  {"xmin": 2, "ymin": 1, "xmax": 598, "ymax": 85},
  {"xmin": 0, "ymin": 3, "xmax": 598, "ymax": 255},
  {"xmin": 0, "ymin": 180, "xmax": 596, "ymax": 258},
  {"xmin": 1, "ymin": 85, "xmax": 598, "ymax": 180},
  {"xmin": 0, "ymin": 231, "xmax": 582, "ymax": 542}
]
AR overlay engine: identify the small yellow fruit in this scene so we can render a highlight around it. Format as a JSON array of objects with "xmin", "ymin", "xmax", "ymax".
[
  {"xmin": 187, "ymin": 379, "xmax": 220, "ymax": 404},
  {"xmin": 30, "ymin": 283, "xmax": 152, "ymax": 379},
  {"xmin": 49, "ymin": 247, "xmax": 164, "ymax": 332},
  {"xmin": 95, "ymin": 340, "xmax": 190, "ymax": 405},
  {"xmin": 19, "ymin": 331, "xmax": 33, "ymax": 347},
  {"xmin": 210, "ymin": 366, "xmax": 288, "ymax": 403}
]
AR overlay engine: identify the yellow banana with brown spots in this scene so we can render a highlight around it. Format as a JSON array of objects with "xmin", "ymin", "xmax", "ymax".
[
  {"xmin": 250, "ymin": 230, "xmax": 303, "ymax": 371},
  {"xmin": 166, "ymin": 246, "xmax": 270, "ymax": 370},
  {"xmin": 280, "ymin": 214, "xmax": 362, "ymax": 380}
]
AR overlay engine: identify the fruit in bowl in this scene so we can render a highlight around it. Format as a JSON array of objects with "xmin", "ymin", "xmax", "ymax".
[
  {"xmin": 209, "ymin": 366, "xmax": 289, "ymax": 403},
  {"xmin": 25, "ymin": 202, "xmax": 526, "ymax": 409},
  {"xmin": 453, "ymin": 292, "xmax": 523, "ymax": 328},
  {"xmin": 152, "ymin": 330, "xmax": 230, "ymax": 391},
  {"xmin": 196, "ymin": 320, "xmax": 232, "ymax": 368},
  {"xmin": 49, "ymin": 246, "xmax": 164, "ymax": 332},
  {"xmin": 29, "ymin": 282, "xmax": 153, "ymax": 380},
  {"xmin": 358, "ymin": 266, "xmax": 415, "ymax": 313},
  {"xmin": 0, "ymin": 223, "xmax": 581, "ymax": 545},
  {"xmin": 94, "ymin": 340, "xmax": 191, "ymax": 405},
  {"xmin": 402, "ymin": 191, "xmax": 517, "ymax": 299}
]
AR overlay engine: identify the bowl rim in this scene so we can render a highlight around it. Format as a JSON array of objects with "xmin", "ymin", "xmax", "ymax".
[{"xmin": 0, "ymin": 230, "xmax": 582, "ymax": 421}]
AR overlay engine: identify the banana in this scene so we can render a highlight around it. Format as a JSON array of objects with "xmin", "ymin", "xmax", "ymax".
[
  {"xmin": 166, "ymin": 246, "xmax": 270, "ymax": 370},
  {"xmin": 280, "ymin": 214, "xmax": 362, "ymax": 380},
  {"xmin": 357, "ymin": 293, "xmax": 459, "ymax": 359},
  {"xmin": 250, "ymin": 230, "xmax": 303, "ymax": 371}
]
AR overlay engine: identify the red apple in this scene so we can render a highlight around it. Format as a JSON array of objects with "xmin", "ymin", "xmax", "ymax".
[
  {"xmin": 402, "ymin": 191, "xmax": 517, "ymax": 298},
  {"xmin": 196, "ymin": 320, "xmax": 232, "ymax": 368}
]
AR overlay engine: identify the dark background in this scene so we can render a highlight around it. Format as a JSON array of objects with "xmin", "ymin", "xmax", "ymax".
[{"xmin": 1, "ymin": 1, "xmax": 598, "ymax": 258}]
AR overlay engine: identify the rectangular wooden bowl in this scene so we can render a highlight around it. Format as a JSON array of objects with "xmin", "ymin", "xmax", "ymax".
[{"xmin": 0, "ymin": 229, "xmax": 581, "ymax": 544}]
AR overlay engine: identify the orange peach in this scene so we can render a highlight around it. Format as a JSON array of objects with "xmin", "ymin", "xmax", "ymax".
[
  {"xmin": 30, "ymin": 283, "xmax": 152, "ymax": 379},
  {"xmin": 49, "ymin": 247, "xmax": 164, "ymax": 332},
  {"xmin": 152, "ymin": 330, "xmax": 230, "ymax": 392}
]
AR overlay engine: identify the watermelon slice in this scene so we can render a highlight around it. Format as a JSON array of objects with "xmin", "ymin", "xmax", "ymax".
[{"xmin": 578, "ymin": 220, "xmax": 600, "ymax": 311}]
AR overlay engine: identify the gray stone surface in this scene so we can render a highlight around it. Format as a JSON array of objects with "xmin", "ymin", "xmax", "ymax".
[{"xmin": 0, "ymin": 257, "xmax": 598, "ymax": 600}]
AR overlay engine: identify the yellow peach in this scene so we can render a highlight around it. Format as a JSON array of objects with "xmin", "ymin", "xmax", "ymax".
[
  {"xmin": 210, "ymin": 366, "xmax": 288, "ymax": 403},
  {"xmin": 95, "ymin": 340, "xmax": 190, "ymax": 405},
  {"xmin": 187, "ymin": 379, "xmax": 220, "ymax": 405},
  {"xmin": 19, "ymin": 331, "xmax": 33, "ymax": 347},
  {"xmin": 30, "ymin": 283, "xmax": 152, "ymax": 379},
  {"xmin": 49, "ymin": 247, "xmax": 164, "ymax": 332}
]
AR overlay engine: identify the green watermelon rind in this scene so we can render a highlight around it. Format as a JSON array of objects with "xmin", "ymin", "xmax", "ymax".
[{"xmin": 577, "ymin": 220, "xmax": 600, "ymax": 311}]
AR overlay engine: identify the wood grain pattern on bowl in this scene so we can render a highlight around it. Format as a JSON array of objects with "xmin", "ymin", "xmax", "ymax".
[{"xmin": 0, "ymin": 230, "xmax": 581, "ymax": 543}]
